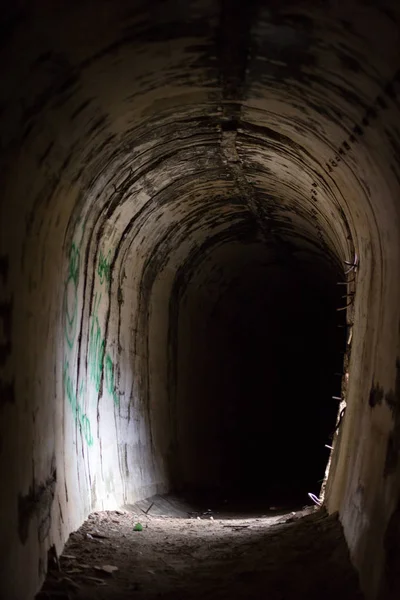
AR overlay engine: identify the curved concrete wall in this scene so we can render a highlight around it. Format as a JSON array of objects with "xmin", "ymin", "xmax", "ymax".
[{"xmin": 0, "ymin": 1, "xmax": 400, "ymax": 598}]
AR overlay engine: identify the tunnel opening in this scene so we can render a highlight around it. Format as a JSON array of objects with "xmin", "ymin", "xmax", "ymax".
[
  {"xmin": 165, "ymin": 232, "xmax": 348, "ymax": 512},
  {"xmin": 3, "ymin": 2, "xmax": 400, "ymax": 598}
]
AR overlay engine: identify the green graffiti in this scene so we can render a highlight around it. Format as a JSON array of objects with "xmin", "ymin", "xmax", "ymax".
[
  {"xmin": 63, "ymin": 361, "xmax": 93, "ymax": 446},
  {"xmin": 63, "ymin": 227, "xmax": 97, "ymax": 448},
  {"xmin": 63, "ymin": 232, "xmax": 120, "ymax": 432},
  {"xmin": 88, "ymin": 293, "xmax": 105, "ymax": 393},
  {"xmin": 98, "ymin": 249, "xmax": 111, "ymax": 284},
  {"xmin": 81, "ymin": 414, "xmax": 92, "ymax": 445},
  {"xmin": 64, "ymin": 244, "xmax": 80, "ymax": 349},
  {"xmin": 88, "ymin": 295, "xmax": 119, "ymax": 406},
  {"xmin": 105, "ymin": 353, "xmax": 120, "ymax": 407}
]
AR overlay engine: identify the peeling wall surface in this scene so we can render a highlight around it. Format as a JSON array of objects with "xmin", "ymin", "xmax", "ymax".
[{"xmin": 0, "ymin": 1, "xmax": 400, "ymax": 599}]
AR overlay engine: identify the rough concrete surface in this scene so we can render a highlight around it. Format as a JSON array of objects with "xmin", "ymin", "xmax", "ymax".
[{"xmin": 37, "ymin": 500, "xmax": 363, "ymax": 600}]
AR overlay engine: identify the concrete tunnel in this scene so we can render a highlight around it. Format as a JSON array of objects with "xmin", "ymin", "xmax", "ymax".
[{"xmin": 0, "ymin": 0, "xmax": 400, "ymax": 598}]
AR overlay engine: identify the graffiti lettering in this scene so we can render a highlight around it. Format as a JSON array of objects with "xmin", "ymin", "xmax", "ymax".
[
  {"xmin": 105, "ymin": 353, "xmax": 120, "ymax": 407},
  {"xmin": 63, "ymin": 233, "xmax": 120, "ymax": 446},
  {"xmin": 88, "ymin": 293, "xmax": 105, "ymax": 393},
  {"xmin": 63, "ymin": 228, "xmax": 97, "ymax": 447},
  {"xmin": 98, "ymin": 249, "xmax": 111, "ymax": 285},
  {"xmin": 63, "ymin": 361, "xmax": 93, "ymax": 446}
]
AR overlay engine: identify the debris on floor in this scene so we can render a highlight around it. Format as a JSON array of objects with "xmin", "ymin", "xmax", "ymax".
[
  {"xmin": 36, "ymin": 495, "xmax": 364, "ymax": 599},
  {"xmin": 94, "ymin": 565, "xmax": 119, "ymax": 574}
]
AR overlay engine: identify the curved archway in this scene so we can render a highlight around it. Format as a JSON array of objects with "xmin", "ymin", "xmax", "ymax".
[{"xmin": 0, "ymin": 2, "xmax": 400, "ymax": 599}]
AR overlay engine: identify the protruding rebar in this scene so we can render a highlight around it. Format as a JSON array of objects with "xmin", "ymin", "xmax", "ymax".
[
  {"xmin": 337, "ymin": 299, "xmax": 354, "ymax": 311},
  {"xmin": 308, "ymin": 493, "xmax": 322, "ymax": 506},
  {"xmin": 344, "ymin": 252, "xmax": 358, "ymax": 267}
]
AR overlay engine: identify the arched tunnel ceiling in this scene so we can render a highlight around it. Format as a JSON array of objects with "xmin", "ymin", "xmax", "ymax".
[
  {"xmin": 1, "ymin": 2, "xmax": 400, "ymax": 600},
  {"xmin": 2, "ymin": 0, "xmax": 399, "ymax": 275}
]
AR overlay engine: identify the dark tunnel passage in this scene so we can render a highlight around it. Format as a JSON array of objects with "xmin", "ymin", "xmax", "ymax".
[
  {"xmin": 169, "ymin": 236, "xmax": 347, "ymax": 508},
  {"xmin": 1, "ymin": 1, "xmax": 400, "ymax": 599}
]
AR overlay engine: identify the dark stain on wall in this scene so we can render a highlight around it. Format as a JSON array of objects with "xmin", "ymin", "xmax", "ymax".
[
  {"xmin": 86, "ymin": 114, "xmax": 109, "ymax": 138},
  {"xmin": 384, "ymin": 433, "xmax": 398, "ymax": 476},
  {"xmin": 22, "ymin": 73, "xmax": 80, "ymax": 125},
  {"xmin": 369, "ymin": 382, "xmax": 384, "ymax": 407},
  {"xmin": 70, "ymin": 98, "xmax": 94, "ymax": 121},
  {"xmin": 18, "ymin": 461, "xmax": 57, "ymax": 544},
  {"xmin": 38, "ymin": 141, "xmax": 54, "ymax": 167}
]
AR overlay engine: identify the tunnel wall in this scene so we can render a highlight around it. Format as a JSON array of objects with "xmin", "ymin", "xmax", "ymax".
[{"xmin": 0, "ymin": 1, "xmax": 400, "ymax": 599}]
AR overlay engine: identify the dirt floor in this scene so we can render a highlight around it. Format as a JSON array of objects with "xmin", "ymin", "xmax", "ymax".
[{"xmin": 36, "ymin": 495, "xmax": 364, "ymax": 600}]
